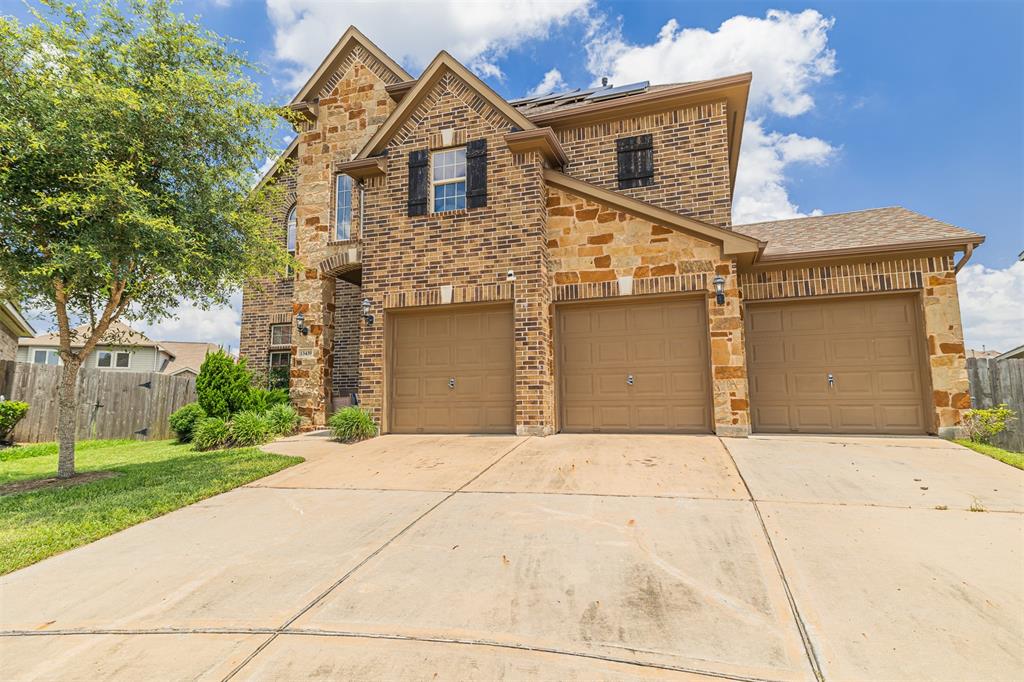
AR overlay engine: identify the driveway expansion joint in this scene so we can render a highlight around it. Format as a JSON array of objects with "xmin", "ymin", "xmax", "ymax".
[{"xmin": 718, "ymin": 437, "xmax": 826, "ymax": 682}]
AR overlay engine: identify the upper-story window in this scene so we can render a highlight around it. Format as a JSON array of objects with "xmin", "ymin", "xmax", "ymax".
[
  {"xmin": 336, "ymin": 174, "xmax": 352, "ymax": 240},
  {"xmin": 432, "ymin": 147, "xmax": 466, "ymax": 212},
  {"xmin": 616, "ymin": 134, "xmax": 654, "ymax": 189},
  {"xmin": 286, "ymin": 205, "xmax": 297, "ymax": 254}
]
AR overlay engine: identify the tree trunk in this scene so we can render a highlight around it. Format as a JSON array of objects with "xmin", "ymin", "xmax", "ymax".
[{"xmin": 56, "ymin": 358, "xmax": 82, "ymax": 479}]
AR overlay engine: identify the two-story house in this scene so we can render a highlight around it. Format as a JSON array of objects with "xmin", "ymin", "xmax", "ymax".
[{"xmin": 240, "ymin": 27, "xmax": 983, "ymax": 438}]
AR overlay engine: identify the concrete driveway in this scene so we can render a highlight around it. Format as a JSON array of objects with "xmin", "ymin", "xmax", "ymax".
[{"xmin": 1, "ymin": 433, "xmax": 1022, "ymax": 681}]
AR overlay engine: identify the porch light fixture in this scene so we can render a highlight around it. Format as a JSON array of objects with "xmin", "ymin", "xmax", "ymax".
[
  {"xmin": 712, "ymin": 275, "xmax": 726, "ymax": 305},
  {"xmin": 361, "ymin": 298, "xmax": 375, "ymax": 325},
  {"xmin": 295, "ymin": 312, "xmax": 309, "ymax": 336}
]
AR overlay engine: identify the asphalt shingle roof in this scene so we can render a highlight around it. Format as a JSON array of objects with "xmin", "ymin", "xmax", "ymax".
[{"xmin": 733, "ymin": 207, "xmax": 983, "ymax": 258}]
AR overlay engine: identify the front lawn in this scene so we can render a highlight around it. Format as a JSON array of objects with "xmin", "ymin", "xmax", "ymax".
[
  {"xmin": 955, "ymin": 440, "xmax": 1024, "ymax": 471},
  {"xmin": 0, "ymin": 439, "xmax": 302, "ymax": 574}
]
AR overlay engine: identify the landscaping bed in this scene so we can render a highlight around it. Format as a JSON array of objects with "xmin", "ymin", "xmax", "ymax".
[{"xmin": 0, "ymin": 439, "xmax": 301, "ymax": 574}]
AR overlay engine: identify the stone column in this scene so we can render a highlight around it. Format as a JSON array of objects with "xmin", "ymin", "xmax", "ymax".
[
  {"xmin": 513, "ymin": 274, "xmax": 556, "ymax": 436},
  {"xmin": 924, "ymin": 268, "xmax": 970, "ymax": 438},
  {"xmin": 707, "ymin": 261, "xmax": 751, "ymax": 437},
  {"xmin": 291, "ymin": 272, "xmax": 335, "ymax": 429}
]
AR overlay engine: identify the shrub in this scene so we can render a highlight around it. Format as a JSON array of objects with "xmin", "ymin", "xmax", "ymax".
[
  {"xmin": 229, "ymin": 410, "xmax": 274, "ymax": 447},
  {"xmin": 192, "ymin": 417, "xmax": 231, "ymax": 451},
  {"xmin": 328, "ymin": 407, "xmax": 378, "ymax": 443},
  {"xmin": 962, "ymin": 404, "xmax": 1017, "ymax": 444},
  {"xmin": 244, "ymin": 387, "xmax": 289, "ymax": 413},
  {"xmin": 195, "ymin": 350, "xmax": 253, "ymax": 419},
  {"xmin": 0, "ymin": 400, "xmax": 29, "ymax": 443},
  {"xmin": 168, "ymin": 402, "xmax": 206, "ymax": 442},
  {"xmin": 265, "ymin": 403, "xmax": 300, "ymax": 436}
]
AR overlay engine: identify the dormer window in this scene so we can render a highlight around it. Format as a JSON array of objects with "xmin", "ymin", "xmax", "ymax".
[
  {"xmin": 432, "ymin": 148, "xmax": 466, "ymax": 212},
  {"xmin": 336, "ymin": 174, "xmax": 353, "ymax": 240}
]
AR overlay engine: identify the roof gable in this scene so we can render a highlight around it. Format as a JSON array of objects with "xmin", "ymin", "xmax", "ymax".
[
  {"xmin": 357, "ymin": 52, "xmax": 536, "ymax": 159},
  {"xmin": 290, "ymin": 26, "xmax": 411, "ymax": 106}
]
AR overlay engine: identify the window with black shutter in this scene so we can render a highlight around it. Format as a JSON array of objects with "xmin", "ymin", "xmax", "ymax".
[
  {"xmin": 465, "ymin": 138, "xmax": 487, "ymax": 208},
  {"xmin": 616, "ymin": 134, "xmax": 654, "ymax": 189},
  {"xmin": 407, "ymin": 149, "xmax": 429, "ymax": 216}
]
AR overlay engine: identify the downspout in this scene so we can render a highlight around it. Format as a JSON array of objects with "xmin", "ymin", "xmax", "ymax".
[
  {"xmin": 954, "ymin": 242, "xmax": 974, "ymax": 273},
  {"xmin": 358, "ymin": 180, "xmax": 366, "ymax": 237}
]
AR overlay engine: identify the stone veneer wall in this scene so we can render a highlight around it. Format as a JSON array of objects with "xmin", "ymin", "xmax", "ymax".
[
  {"xmin": 546, "ymin": 187, "xmax": 750, "ymax": 436},
  {"xmin": 358, "ymin": 71, "xmax": 554, "ymax": 435},
  {"xmin": 738, "ymin": 254, "xmax": 970, "ymax": 436},
  {"xmin": 290, "ymin": 48, "xmax": 400, "ymax": 428},
  {"xmin": 239, "ymin": 169, "xmax": 296, "ymax": 382},
  {"xmin": 554, "ymin": 101, "xmax": 733, "ymax": 228}
]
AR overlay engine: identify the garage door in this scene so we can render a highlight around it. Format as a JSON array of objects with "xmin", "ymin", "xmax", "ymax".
[
  {"xmin": 389, "ymin": 305, "xmax": 514, "ymax": 434},
  {"xmin": 557, "ymin": 297, "xmax": 711, "ymax": 433},
  {"xmin": 746, "ymin": 295, "xmax": 929, "ymax": 434}
]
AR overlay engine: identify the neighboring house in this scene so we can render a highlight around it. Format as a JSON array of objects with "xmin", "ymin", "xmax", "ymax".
[
  {"xmin": 967, "ymin": 348, "xmax": 1001, "ymax": 359},
  {"xmin": 240, "ymin": 26, "xmax": 983, "ymax": 438},
  {"xmin": 997, "ymin": 344, "xmax": 1024, "ymax": 361},
  {"xmin": 159, "ymin": 341, "xmax": 220, "ymax": 377},
  {"xmin": 17, "ymin": 321, "xmax": 188, "ymax": 373},
  {"xmin": 1, "ymin": 300, "xmax": 35, "ymax": 362}
]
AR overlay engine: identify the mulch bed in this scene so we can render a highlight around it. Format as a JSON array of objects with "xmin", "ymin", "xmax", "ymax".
[{"xmin": 0, "ymin": 471, "xmax": 121, "ymax": 496}]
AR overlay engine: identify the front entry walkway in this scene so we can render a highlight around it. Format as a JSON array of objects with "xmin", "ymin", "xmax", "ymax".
[{"xmin": 2, "ymin": 434, "xmax": 1021, "ymax": 680}]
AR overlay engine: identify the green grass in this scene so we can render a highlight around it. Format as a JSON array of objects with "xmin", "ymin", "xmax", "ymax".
[
  {"xmin": 0, "ymin": 439, "xmax": 302, "ymax": 575},
  {"xmin": 956, "ymin": 440, "xmax": 1024, "ymax": 471}
]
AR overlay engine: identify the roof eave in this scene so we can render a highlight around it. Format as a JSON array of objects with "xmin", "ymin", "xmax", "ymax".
[
  {"xmin": 744, "ymin": 235, "xmax": 986, "ymax": 268},
  {"xmin": 1, "ymin": 300, "xmax": 34, "ymax": 337}
]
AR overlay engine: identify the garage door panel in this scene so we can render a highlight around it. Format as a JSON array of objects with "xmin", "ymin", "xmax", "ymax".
[
  {"xmin": 390, "ymin": 305, "xmax": 514, "ymax": 434},
  {"xmin": 558, "ymin": 297, "xmax": 711, "ymax": 433},
  {"xmin": 747, "ymin": 295, "xmax": 927, "ymax": 434}
]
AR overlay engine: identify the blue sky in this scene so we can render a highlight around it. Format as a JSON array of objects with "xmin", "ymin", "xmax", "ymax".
[{"xmin": 6, "ymin": 0, "xmax": 1022, "ymax": 351}]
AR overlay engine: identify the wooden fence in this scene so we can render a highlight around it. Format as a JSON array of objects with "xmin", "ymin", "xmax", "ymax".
[
  {"xmin": 967, "ymin": 357, "xmax": 1024, "ymax": 451},
  {"xmin": 0, "ymin": 359, "xmax": 197, "ymax": 443}
]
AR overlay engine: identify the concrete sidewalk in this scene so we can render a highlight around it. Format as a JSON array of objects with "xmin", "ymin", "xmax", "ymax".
[{"xmin": 1, "ymin": 433, "xmax": 1022, "ymax": 681}]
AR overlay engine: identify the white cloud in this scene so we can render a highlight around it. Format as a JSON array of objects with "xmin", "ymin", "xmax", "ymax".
[
  {"xmin": 956, "ymin": 262, "xmax": 1024, "ymax": 353},
  {"xmin": 266, "ymin": 0, "xmax": 592, "ymax": 87},
  {"xmin": 527, "ymin": 68, "xmax": 567, "ymax": 97},
  {"xmin": 586, "ymin": 10, "xmax": 836, "ymax": 117},
  {"xmin": 585, "ymin": 9, "xmax": 838, "ymax": 222},
  {"xmin": 733, "ymin": 120, "xmax": 836, "ymax": 224}
]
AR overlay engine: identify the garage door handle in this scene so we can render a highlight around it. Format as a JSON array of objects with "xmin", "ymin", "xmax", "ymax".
[
  {"xmin": 627, "ymin": 374, "xmax": 634, "ymax": 386},
  {"xmin": 827, "ymin": 373, "xmax": 835, "ymax": 388},
  {"xmin": 448, "ymin": 377, "xmax": 456, "ymax": 389}
]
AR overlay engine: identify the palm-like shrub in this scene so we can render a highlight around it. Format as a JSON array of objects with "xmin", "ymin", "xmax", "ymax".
[
  {"xmin": 328, "ymin": 407, "xmax": 378, "ymax": 443},
  {"xmin": 192, "ymin": 417, "xmax": 230, "ymax": 451},
  {"xmin": 168, "ymin": 402, "xmax": 206, "ymax": 442},
  {"xmin": 244, "ymin": 387, "xmax": 289, "ymax": 412},
  {"xmin": 265, "ymin": 403, "xmax": 300, "ymax": 436},
  {"xmin": 195, "ymin": 350, "xmax": 253, "ymax": 419},
  {"xmin": 229, "ymin": 410, "xmax": 273, "ymax": 446}
]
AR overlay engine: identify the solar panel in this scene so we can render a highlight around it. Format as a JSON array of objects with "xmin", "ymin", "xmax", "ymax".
[
  {"xmin": 528, "ymin": 88, "xmax": 580, "ymax": 105},
  {"xmin": 508, "ymin": 95, "xmax": 539, "ymax": 105},
  {"xmin": 586, "ymin": 81, "xmax": 649, "ymax": 102}
]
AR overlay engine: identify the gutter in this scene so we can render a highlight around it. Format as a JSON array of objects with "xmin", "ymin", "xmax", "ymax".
[{"xmin": 744, "ymin": 235, "xmax": 986, "ymax": 268}]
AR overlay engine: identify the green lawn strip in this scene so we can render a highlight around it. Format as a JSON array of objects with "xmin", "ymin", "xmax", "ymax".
[
  {"xmin": 0, "ymin": 439, "xmax": 302, "ymax": 574},
  {"xmin": 955, "ymin": 440, "xmax": 1024, "ymax": 471}
]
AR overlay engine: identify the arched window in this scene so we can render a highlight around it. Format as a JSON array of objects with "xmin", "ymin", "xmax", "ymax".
[{"xmin": 286, "ymin": 205, "xmax": 297, "ymax": 254}]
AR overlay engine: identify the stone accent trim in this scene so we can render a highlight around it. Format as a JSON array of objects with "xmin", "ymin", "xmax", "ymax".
[
  {"xmin": 318, "ymin": 245, "xmax": 362, "ymax": 276},
  {"xmin": 552, "ymin": 272, "xmax": 708, "ymax": 302},
  {"xmin": 316, "ymin": 45, "xmax": 405, "ymax": 101},
  {"xmin": 393, "ymin": 73, "xmax": 509, "ymax": 148},
  {"xmin": 739, "ymin": 256, "xmax": 950, "ymax": 301},
  {"xmin": 382, "ymin": 282, "xmax": 516, "ymax": 310}
]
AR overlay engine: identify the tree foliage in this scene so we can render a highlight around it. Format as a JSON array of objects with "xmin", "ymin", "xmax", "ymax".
[{"xmin": 0, "ymin": 0, "xmax": 294, "ymax": 475}]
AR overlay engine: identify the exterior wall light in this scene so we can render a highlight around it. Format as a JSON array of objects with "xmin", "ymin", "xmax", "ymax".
[
  {"xmin": 712, "ymin": 275, "xmax": 726, "ymax": 305},
  {"xmin": 295, "ymin": 312, "xmax": 309, "ymax": 336},
  {"xmin": 361, "ymin": 298, "xmax": 375, "ymax": 325}
]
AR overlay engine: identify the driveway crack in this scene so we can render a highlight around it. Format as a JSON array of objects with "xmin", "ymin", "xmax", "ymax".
[
  {"xmin": 221, "ymin": 436, "xmax": 534, "ymax": 681},
  {"xmin": 718, "ymin": 437, "xmax": 825, "ymax": 682}
]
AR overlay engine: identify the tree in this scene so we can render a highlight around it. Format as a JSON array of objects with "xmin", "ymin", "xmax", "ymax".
[{"xmin": 0, "ymin": 0, "xmax": 293, "ymax": 477}]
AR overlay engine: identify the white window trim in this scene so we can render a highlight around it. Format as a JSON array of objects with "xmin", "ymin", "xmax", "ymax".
[
  {"xmin": 431, "ymin": 147, "xmax": 466, "ymax": 214},
  {"xmin": 31, "ymin": 348, "xmax": 61, "ymax": 366},
  {"xmin": 269, "ymin": 323, "xmax": 292, "ymax": 348},
  {"xmin": 286, "ymin": 205, "xmax": 297, "ymax": 255},
  {"xmin": 335, "ymin": 174, "xmax": 353, "ymax": 241},
  {"xmin": 96, "ymin": 349, "xmax": 132, "ymax": 370}
]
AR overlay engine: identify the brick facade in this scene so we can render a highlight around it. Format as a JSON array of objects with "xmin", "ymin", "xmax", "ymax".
[
  {"xmin": 238, "ymin": 32, "xmax": 976, "ymax": 439},
  {"xmin": 555, "ymin": 102, "xmax": 733, "ymax": 227}
]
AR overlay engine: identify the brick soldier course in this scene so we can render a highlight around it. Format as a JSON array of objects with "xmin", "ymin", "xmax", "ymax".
[{"xmin": 241, "ymin": 26, "xmax": 984, "ymax": 438}]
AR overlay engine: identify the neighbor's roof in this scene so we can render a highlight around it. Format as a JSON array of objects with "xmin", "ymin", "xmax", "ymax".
[
  {"xmin": 18, "ymin": 321, "xmax": 162, "ymax": 349},
  {"xmin": 734, "ymin": 207, "xmax": 984, "ymax": 260},
  {"xmin": 160, "ymin": 341, "xmax": 220, "ymax": 376}
]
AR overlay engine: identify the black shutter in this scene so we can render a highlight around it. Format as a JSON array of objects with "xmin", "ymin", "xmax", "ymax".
[
  {"xmin": 466, "ymin": 138, "xmax": 488, "ymax": 209},
  {"xmin": 407, "ymin": 149, "xmax": 429, "ymax": 216},
  {"xmin": 616, "ymin": 134, "xmax": 654, "ymax": 189}
]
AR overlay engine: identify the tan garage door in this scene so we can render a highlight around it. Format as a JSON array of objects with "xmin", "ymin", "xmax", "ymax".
[
  {"xmin": 557, "ymin": 296, "xmax": 712, "ymax": 433},
  {"xmin": 389, "ymin": 304, "xmax": 514, "ymax": 434},
  {"xmin": 746, "ymin": 294, "xmax": 929, "ymax": 434}
]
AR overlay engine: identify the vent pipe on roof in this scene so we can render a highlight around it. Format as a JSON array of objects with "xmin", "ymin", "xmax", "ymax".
[{"xmin": 601, "ymin": 77, "xmax": 609, "ymax": 87}]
